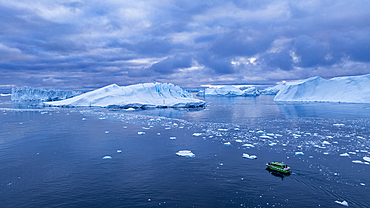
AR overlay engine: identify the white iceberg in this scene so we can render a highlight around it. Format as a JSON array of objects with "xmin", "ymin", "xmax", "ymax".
[
  {"xmin": 242, "ymin": 144, "xmax": 255, "ymax": 148},
  {"xmin": 260, "ymin": 84, "xmax": 286, "ymax": 95},
  {"xmin": 363, "ymin": 156, "xmax": 370, "ymax": 162},
  {"xmin": 260, "ymin": 135, "xmax": 273, "ymax": 139},
  {"xmin": 0, "ymin": 93, "xmax": 11, "ymax": 96},
  {"xmin": 295, "ymin": 152, "xmax": 304, "ymax": 156},
  {"xmin": 274, "ymin": 74, "xmax": 370, "ymax": 103},
  {"xmin": 243, "ymin": 153, "xmax": 257, "ymax": 159},
  {"xmin": 192, "ymin": 133, "xmax": 202, "ymax": 137},
  {"xmin": 117, "ymin": 150, "xmax": 122, "ymax": 153},
  {"xmin": 44, "ymin": 83, "xmax": 205, "ymax": 108},
  {"xmin": 176, "ymin": 150, "xmax": 195, "ymax": 157},
  {"xmin": 335, "ymin": 200, "xmax": 348, "ymax": 206},
  {"xmin": 205, "ymin": 85, "xmax": 259, "ymax": 97},
  {"xmin": 103, "ymin": 156, "xmax": 112, "ymax": 159},
  {"xmin": 333, "ymin": 123, "xmax": 345, "ymax": 127},
  {"xmin": 170, "ymin": 137, "xmax": 176, "ymax": 140},
  {"xmin": 322, "ymin": 141, "xmax": 331, "ymax": 145},
  {"xmin": 339, "ymin": 153, "xmax": 350, "ymax": 157},
  {"xmin": 235, "ymin": 139, "xmax": 243, "ymax": 143},
  {"xmin": 224, "ymin": 142, "xmax": 231, "ymax": 146},
  {"xmin": 11, "ymin": 86, "xmax": 81, "ymax": 101}
]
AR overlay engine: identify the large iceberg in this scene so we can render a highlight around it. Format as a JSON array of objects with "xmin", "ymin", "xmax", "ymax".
[
  {"xmin": 260, "ymin": 84, "xmax": 285, "ymax": 95},
  {"xmin": 274, "ymin": 74, "xmax": 370, "ymax": 103},
  {"xmin": 11, "ymin": 86, "xmax": 82, "ymax": 102},
  {"xmin": 205, "ymin": 85, "xmax": 260, "ymax": 97},
  {"xmin": 44, "ymin": 83, "xmax": 205, "ymax": 108}
]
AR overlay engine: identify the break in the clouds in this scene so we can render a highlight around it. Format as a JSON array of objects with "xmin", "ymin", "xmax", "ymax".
[{"xmin": 1, "ymin": 0, "xmax": 370, "ymax": 91}]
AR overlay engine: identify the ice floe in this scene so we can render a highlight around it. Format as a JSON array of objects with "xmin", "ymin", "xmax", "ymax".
[
  {"xmin": 170, "ymin": 137, "xmax": 176, "ymax": 140},
  {"xmin": 224, "ymin": 142, "xmax": 231, "ymax": 146},
  {"xmin": 339, "ymin": 153, "xmax": 350, "ymax": 157},
  {"xmin": 192, "ymin": 133, "xmax": 202, "ymax": 137},
  {"xmin": 242, "ymin": 144, "xmax": 255, "ymax": 148},
  {"xmin": 117, "ymin": 150, "xmax": 122, "ymax": 153},
  {"xmin": 363, "ymin": 156, "xmax": 370, "ymax": 162},
  {"xmin": 295, "ymin": 152, "xmax": 304, "ymax": 156},
  {"xmin": 176, "ymin": 150, "xmax": 195, "ymax": 157},
  {"xmin": 138, "ymin": 132, "xmax": 145, "ymax": 135},
  {"xmin": 235, "ymin": 139, "xmax": 243, "ymax": 143},
  {"xmin": 243, "ymin": 153, "xmax": 257, "ymax": 159},
  {"xmin": 103, "ymin": 156, "xmax": 112, "ymax": 159}
]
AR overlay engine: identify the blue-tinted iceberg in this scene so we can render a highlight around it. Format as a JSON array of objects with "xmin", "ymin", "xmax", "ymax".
[
  {"xmin": 11, "ymin": 86, "xmax": 81, "ymax": 102},
  {"xmin": 274, "ymin": 74, "xmax": 370, "ymax": 103},
  {"xmin": 260, "ymin": 84, "xmax": 285, "ymax": 95},
  {"xmin": 44, "ymin": 83, "xmax": 205, "ymax": 108},
  {"xmin": 205, "ymin": 85, "xmax": 260, "ymax": 97}
]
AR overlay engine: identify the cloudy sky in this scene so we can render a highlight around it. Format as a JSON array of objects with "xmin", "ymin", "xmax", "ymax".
[{"xmin": 1, "ymin": 0, "xmax": 370, "ymax": 91}]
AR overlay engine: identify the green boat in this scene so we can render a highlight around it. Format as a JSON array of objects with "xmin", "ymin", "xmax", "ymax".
[{"xmin": 266, "ymin": 162, "xmax": 291, "ymax": 174}]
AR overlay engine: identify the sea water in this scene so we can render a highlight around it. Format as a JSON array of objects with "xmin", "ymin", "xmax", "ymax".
[{"xmin": 0, "ymin": 95, "xmax": 369, "ymax": 207}]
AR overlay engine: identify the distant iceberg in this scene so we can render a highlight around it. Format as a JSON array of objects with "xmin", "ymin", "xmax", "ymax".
[
  {"xmin": 11, "ymin": 86, "xmax": 82, "ymax": 102},
  {"xmin": 44, "ymin": 83, "xmax": 205, "ymax": 108},
  {"xmin": 274, "ymin": 74, "xmax": 370, "ymax": 103},
  {"xmin": 205, "ymin": 85, "xmax": 260, "ymax": 97},
  {"xmin": 260, "ymin": 84, "xmax": 285, "ymax": 95},
  {"xmin": 196, "ymin": 90, "xmax": 205, "ymax": 97}
]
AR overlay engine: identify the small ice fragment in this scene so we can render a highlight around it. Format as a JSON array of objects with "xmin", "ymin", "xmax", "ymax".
[
  {"xmin": 242, "ymin": 144, "xmax": 255, "ymax": 148},
  {"xmin": 243, "ymin": 153, "xmax": 257, "ymax": 159},
  {"xmin": 363, "ymin": 156, "xmax": 370, "ymax": 162},
  {"xmin": 322, "ymin": 141, "xmax": 331, "ymax": 145},
  {"xmin": 352, "ymin": 160, "xmax": 365, "ymax": 164},
  {"xmin": 142, "ymin": 127, "xmax": 150, "ymax": 130},
  {"xmin": 99, "ymin": 117, "xmax": 106, "ymax": 120},
  {"xmin": 333, "ymin": 141, "xmax": 338, "ymax": 144},
  {"xmin": 149, "ymin": 119, "xmax": 155, "ymax": 121},
  {"xmin": 157, "ymin": 133, "xmax": 161, "ymax": 135},
  {"xmin": 360, "ymin": 150, "xmax": 368, "ymax": 153},
  {"xmin": 176, "ymin": 150, "xmax": 195, "ymax": 157},
  {"xmin": 103, "ymin": 156, "xmax": 112, "ymax": 159},
  {"xmin": 138, "ymin": 132, "xmax": 145, "ymax": 135},
  {"xmin": 333, "ymin": 124, "xmax": 345, "ymax": 127},
  {"xmin": 309, "ymin": 156, "xmax": 314, "ymax": 158},
  {"xmin": 266, "ymin": 133, "xmax": 274, "ymax": 136},
  {"xmin": 334, "ymin": 200, "xmax": 348, "ymax": 206},
  {"xmin": 224, "ymin": 142, "xmax": 231, "ymax": 146},
  {"xmin": 125, "ymin": 108, "xmax": 135, "ymax": 111},
  {"xmin": 235, "ymin": 139, "xmax": 243, "ymax": 143},
  {"xmin": 170, "ymin": 137, "xmax": 176, "ymax": 140},
  {"xmin": 156, "ymin": 118, "xmax": 161, "ymax": 122},
  {"xmin": 117, "ymin": 150, "xmax": 122, "ymax": 153},
  {"xmin": 192, "ymin": 133, "xmax": 202, "ymax": 137},
  {"xmin": 326, "ymin": 136, "xmax": 333, "ymax": 139},
  {"xmin": 105, "ymin": 131, "xmax": 109, "ymax": 134},
  {"xmin": 234, "ymin": 128, "xmax": 240, "ymax": 131},
  {"xmin": 269, "ymin": 143, "xmax": 277, "ymax": 146},
  {"xmin": 256, "ymin": 130, "xmax": 264, "ymax": 134},
  {"xmin": 165, "ymin": 127, "xmax": 171, "ymax": 130},
  {"xmin": 259, "ymin": 135, "xmax": 273, "ymax": 139},
  {"xmin": 340, "ymin": 153, "xmax": 350, "ymax": 157},
  {"xmin": 148, "ymin": 199, "xmax": 151, "ymax": 202},
  {"xmin": 323, "ymin": 152, "xmax": 329, "ymax": 155},
  {"xmin": 82, "ymin": 118, "xmax": 87, "ymax": 121},
  {"xmin": 20, "ymin": 122, "xmax": 23, "ymax": 124},
  {"xmin": 218, "ymin": 129, "xmax": 228, "ymax": 131},
  {"xmin": 123, "ymin": 126, "xmax": 127, "ymax": 129},
  {"xmin": 348, "ymin": 152, "xmax": 356, "ymax": 155},
  {"xmin": 360, "ymin": 183, "xmax": 365, "ymax": 186},
  {"xmin": 295, "ymin": 152, "xmax": 304, "ymax": 156}
]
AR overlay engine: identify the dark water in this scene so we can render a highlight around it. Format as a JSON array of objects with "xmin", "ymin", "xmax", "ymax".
[{"xmin": 0, "ymin": 95, "xmax": 369, "ymax": 207}]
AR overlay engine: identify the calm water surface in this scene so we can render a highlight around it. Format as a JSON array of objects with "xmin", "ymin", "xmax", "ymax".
[{"xmin": 0, "ymin": 95, "xmax": 369, "ymax": 207}]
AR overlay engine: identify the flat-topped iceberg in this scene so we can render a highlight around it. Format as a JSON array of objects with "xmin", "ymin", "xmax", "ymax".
[
  {"xmin": 11, "ymin": 86, "xmax": 82, "ymax": 102},
  {"xmin": 44, "ymin": 83, "xmax": 205, "ymax": 108},
  {"xmin": 205, "ymin": 85, "xmax": 260, "ymax": 97},
  {"xmin": 274, "ymin": 74, "xmax": 370, "ymax": 103}
]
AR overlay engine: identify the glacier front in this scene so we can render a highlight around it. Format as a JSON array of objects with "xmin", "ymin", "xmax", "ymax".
[
  {"xmin": 205, "ymin": 85, "xmax": 260, "ymax": 97},
  {"xmin": 274, "ymin": 74, "xmax": 370, "ymax": 103},
  {"xmin": 44, "ymin": 83, "xmax": 205, "ymax": 108},
  {"xmin": 11, "ymin": 86, "xmax": 82, "ymax": 102}
]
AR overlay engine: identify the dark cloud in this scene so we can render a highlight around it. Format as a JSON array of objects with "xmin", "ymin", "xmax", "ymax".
[{"xmin": 261, "ymin": 50, "xmax": 293, "ymax": 71}]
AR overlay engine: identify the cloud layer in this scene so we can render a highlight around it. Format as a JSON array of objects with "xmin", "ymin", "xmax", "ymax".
[{"xmin": 1, "ymin": 0, "xmax": 370, "ymax": 90}]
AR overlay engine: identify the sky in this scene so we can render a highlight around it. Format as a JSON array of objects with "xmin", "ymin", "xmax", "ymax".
[{"xmin": 1, "ymin": 0, "xmax": 370, "ymax": 91}]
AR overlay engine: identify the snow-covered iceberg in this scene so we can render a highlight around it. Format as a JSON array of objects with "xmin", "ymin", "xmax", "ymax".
[
  {"xmin": 260, "ymin": 84, "xmax": 285, "ymax": 95},
  {"xmin": 205, "ymin": 85, "xmax": 260, "ymax": 97},
  {"xmin": 196, "ymin": 90, "xmax": 205, "ymax": 97},
  {"xmin": 11, "ymin": 86, "xmax": 82, "ymax": 102},
  {"xmin": 44, "ymin": 83, "xmax": 205, "ymax": 108},
  {"xmin": 274, "ymin": 74, "xmax": 370, "ymax": 103}
]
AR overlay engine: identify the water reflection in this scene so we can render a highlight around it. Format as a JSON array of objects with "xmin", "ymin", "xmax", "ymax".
[{"xmin": 266, "ymin": 168, "xmax": 291, "ymax": 180}]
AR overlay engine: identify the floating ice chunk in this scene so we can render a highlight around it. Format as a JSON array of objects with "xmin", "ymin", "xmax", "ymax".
[
  {"xmin": 103, "ymin": 156, "xmax": 112, "ymax": 159},
  {"xmin": 165, "ymin": 127, "xmax": 171, "ymax": 130},
  {"xmin": 335, "ymin": 200, "xmax": 348, "ymax": 206},
  {"xmin": 235, "ymin": 139, "xmax": 243, "ymax": 143},
  {"xmin": 326, "ymin": 136, "xmax": 333, "ymax": 139},
  {"xmin": 275, "ymin": 134, "xmax": 283, "ymax": 137},
  {"xmin": 293, "ymin": 134, "xmax": 301, "ymax": 139},
  {"xmin": 243, "ymin": 153, "xmax": 257, "ymax": 159},
  {"xmin": 242, "ymin": 144, "xmax": 255, "ymax": 148},
  {"xmin": 360, "ymin": 150, "xmax": 368, "ymax": 153},
  {"xmin": 360, "ymin": 183, "xmax": 365, "ymax": 186},
  {"xmin": 170, "ymin": 137, "xmax": 176, "ymax": 140},
  {"xmin": 99, "ymin": 117, "xmax": 106, "ymax": 120},
  {"xmin": 125, "ymin": 108, "xmax": 135, "ymax": 111},
  {"xmin": 234, "ymin": 128, "xmax": 240, "ymax": 131},
  {"xmin": 218, "ymin": 129, "xmax": 228, "ymax": 131},
  {"xmin": 149, "ymin": 119, "xmax": 155, "ymax": 121},
  {"xmin": 348, "ymin": 152, "xmax": 356, "ymax": 155},
  {"xmin": 82, "ymin": 118, "xmax": 87, "ymax": 121},
  {"xmin": 256, "ymin": 130, "xmax": 265, "ymax": 134},
  {"xmin": 363, "ymin": 156, "xmax": 370, "ymax": 162},
  {"xmin": 260, "ymin": 135, "xmax": 273, "ymax": 139},
  {"xmin": 193, "ymin": 133, "xmax": 202, "ymax": 137},
  {"xmin": 138, "ymin": 132, "xmax": 145, "ymax": 135},
  {"xmin": 176, "ymin": 150, "xmax": 195, "ymax": 157},
  {"xmin": 340, "ymin": 153, "xmax": 350, "ymax": 157},
  {"xmin": 224, "ymin": 142, "xmax": 231, "ymax": 146},
  {"xmin": 357, "ymin": 136, "xmax": 364, "ymax": 139},
  {"xmin": 309, "ymin": 156, "xmax": 314, "ymax": 158},
  {"xmin": 269, "ymin": 143, "xmax": 277, "ymax": 146},
  {"xmin": 266, "ymin": 133, "xmax": 274, "ymax": 136},
  {"xmin": 117, "ymin": 150, "xmax": 122, "ymax": 153},
  {"xmin": 156, "ymin": 118, "xmax": 161, "ymax": 122},
  {"xmin": 322, "ymin": 141, "xmax": 331, "ymax": 145},
  {"xmin": 157, "ymin": 133, "xmax": 161, "ymax": 135},
  {"xmin": 295, "ymin": 152, "xmax": 304, "ymax": 156},
  {"xmin": 323, "ymin": 152, "xmax": 329, "ymax": 155},
  {"xmin": 142, "ymin": 127, "xmax": 150, "ymax": 130},
  {"xmin": 105, "ymin": 131, "xmax": 109, "ymax": 134},
  {"xmin": 333, "ymin": 124, "xmax": 345, "ymax": 127},
  {"xmin": 352, "ymin": 160, "xmax": 365, "ymax": 164},
  {"xmin": 123, "ymin": 126, "xmax": 127, "ymax": 129}
]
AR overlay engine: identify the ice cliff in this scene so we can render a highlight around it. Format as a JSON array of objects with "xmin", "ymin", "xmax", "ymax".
[
  {"xmin": 274, "ymin": 74, "xmax": 370, "ymax": 103},
  {"xmin": 44, "ymin": 83, "xmax": 205, "ymax": 108},
  {"xmin": 11, "ymin": 86, "xmax": 82, "ymax": 102},
  {"xmin": 205, "ymin": 86, "xmax": 260, "ymax": 97}
]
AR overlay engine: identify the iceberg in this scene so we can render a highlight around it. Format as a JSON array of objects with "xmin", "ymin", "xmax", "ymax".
[
  {"xmin": 274, "ymin": 74, "xmax": 370, "ymax": 103},
  {"xmin": 363, "ymin": 156, "xmax": 370, "ymax": 162},
  {"xmin": 242, "ymin": 144, "xmax": 255, "ymax": 148},
  {"xmin": 11, "ymin": 86, "xmax": 81, "ymax": 102},
  {"xmin": 224, "ymin": 142, "xmax": 231, "ymax": 146},
  {"xmin": 0, "ymin": 93, "xmax": 11, "ymax": 96},
  {"xmin": 205, "ymin": 85, "xmax": 260, "ymax": 97},
  {"xmin": 196, "ymin": 90, "xmax": 205, "ymax": 97},
  {"xmin": 295, "ymin": 152, "xmax": 304, "ymax": 156},
  {"xmin": 176, "ymin": 150, "xmax": 195, "ymax": 157},
  {"xmin": 243, "ymin": 153, "xmax": 257, "ymax": 159},
  {"xmin": 44, "ymin": 83, "xmax": 205, "ymax": 108},
  {"xmin": 103, "ymin": 156, "xmax": 112, "ymax": 159},
  {"xmin": 339, "ymin": 153, "xmax": 350, "ymax": 157},
  {"xmin": 260, "ymin": 84, "xmax": 286, "ymax": 95},
  {"xmin": 335, "ymin": 200, "xmax": 348, "ymax": 206}
]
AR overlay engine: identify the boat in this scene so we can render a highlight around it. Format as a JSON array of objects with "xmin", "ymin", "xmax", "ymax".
[{"xmin": 266, "ymin": 162, "xmax": 291, "ymax": 174}]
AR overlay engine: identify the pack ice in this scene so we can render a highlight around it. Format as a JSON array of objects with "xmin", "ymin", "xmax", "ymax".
[
  {"xmin": 205, "ymin": 85, "xmax": 260, "ymax": 97},
  {"xmin": 44, "ymin": 83, "xmax": 205, "ymax": 108},
  {"xmin": 11, "ymin": 86, "xmax": 81, "ymax": 102},
  {"xmin": 274, "ymin": 74, "xmax": 370, "ymax": 103}
]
